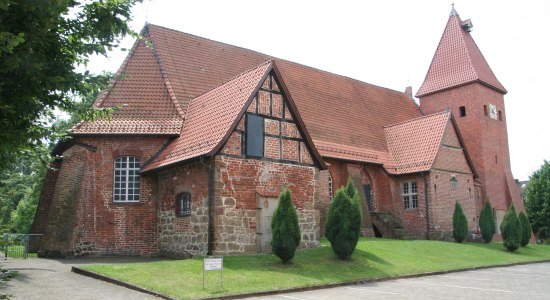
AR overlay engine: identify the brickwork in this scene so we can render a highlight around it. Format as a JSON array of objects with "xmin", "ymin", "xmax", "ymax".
[
  {"xmin": 38, "ymin": 136, "xmax": 169, "ymax": 257},
  {"xmin": 419, "ymin": 82, "xmax": 523, "ymax": 215},
  {"xmin": 156, "ymin": 161, "xmax": 209, "ymax": 257},
  {"xmin": 31, "ymin": 160, "xmax": 61, "ymax": 235},
  {"xmin": 214, "ymin": 155, "xmax": 319, "ymax": 253}
]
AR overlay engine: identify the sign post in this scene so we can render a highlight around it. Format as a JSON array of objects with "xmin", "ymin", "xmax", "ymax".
[{"xmin": 203, "ymin": 257, "xmax": 223, "ymax": 290}]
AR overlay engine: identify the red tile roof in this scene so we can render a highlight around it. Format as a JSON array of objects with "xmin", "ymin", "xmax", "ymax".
[
  {"xmin": 146, "ymin": 25, "xmax": 422, "ymax": 153},
  {"xmin": 384, "ymin": 111, "xmax": 451, "ymax": 174},
  {"xmin": 416, "ymin": 13, "xmax": 506, "ymax": 97},
  {"xmin": 69, "ymin": 33, "xmax": 184, "ymax": 135},
  {"xmin": 142, "ymin": 61, "xmax": 273, "ymax": 172}
]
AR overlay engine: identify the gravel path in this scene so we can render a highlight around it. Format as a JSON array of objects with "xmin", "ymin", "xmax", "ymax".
[{"xmin": 0, "ymin": 257, "xmax": 159, "ymax": 300}]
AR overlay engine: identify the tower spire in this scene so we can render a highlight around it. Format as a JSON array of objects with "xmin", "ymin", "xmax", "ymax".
[{"xmin": 450, "ymin": 3, "xmax": 459, "ymax": 17}]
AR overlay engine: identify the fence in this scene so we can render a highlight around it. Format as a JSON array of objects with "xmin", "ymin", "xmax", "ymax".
[{"xmin": 1, "ymin": 234, "xmax": 43, "ymax": 259}]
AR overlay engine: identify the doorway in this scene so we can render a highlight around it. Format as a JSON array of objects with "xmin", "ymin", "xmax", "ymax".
[{"xmin": 257, "ymin": 197, "xmax": 279, "ymax": 252}]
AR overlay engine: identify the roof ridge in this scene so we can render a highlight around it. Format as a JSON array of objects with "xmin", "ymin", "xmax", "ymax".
[
  {"xmin": 384, "ymin": 110, "xmax": 450, "ymax": 129},
  {"xmin": 146, "ymin": 23, "xmax": 410, "ymax": 97},
  {"xmin": 189, "ymin": 60, "xmax": 274, "ymax": 103},
  {"xmin": 147, "ymin": 25, "xmax": 186, "ymax": 119}
]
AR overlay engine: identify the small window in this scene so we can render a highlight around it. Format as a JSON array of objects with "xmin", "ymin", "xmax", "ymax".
[
  {"xmin": 176, "ymin": 192, "xmax": 191, "ymax": 217},
  {"xmin": 246, "ymin": 114, "xmax": 264, "ymax": 157},
  {"xmin": 498, "ymin": 111, "xmax": 503, "ymax": 121},
  {"xmin": 450, "ymin": 175, "xmax": 458, "ymax": 189},
  {"xmin": 459, "ymin": 106, "xmax": 466, "ymax": 117},
  {"xmin": 495, "ymin": 155, "xmax": 498, "ymax": 164},
  {"xmin": 402, "ymin": 181, "xmax": 418, "ymax": 210},
  {"xmin": 113, "ymin": 156, "xmax": 140, "ymax": 202},
  {"xmin": 328, "ymin": 173, "xmax": 334, "ymax": 202},
  {"xmin": 483, "ymin": 105, "xmax": 488, "ymax": 116}
]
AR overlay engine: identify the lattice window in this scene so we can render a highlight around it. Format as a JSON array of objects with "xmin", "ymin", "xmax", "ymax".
[
  {"xmin": 246, "ymin": 114, "xmax": 264, "ymax": 157},
  {"xmin": 402, "ymin": 181, "xmax": 418, "ymax": 210},
  {"xmin": 113, "ymin": 156, "xmax": 140, "ymax": 202},
  {"xmin": 176, "ymin": 192, "xmax": 191, "ymax": 217}
]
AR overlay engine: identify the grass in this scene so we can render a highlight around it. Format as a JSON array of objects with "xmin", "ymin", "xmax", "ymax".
[{"xmin": 82, "ymin": 238, "xmax": 550, "ymax": 299}]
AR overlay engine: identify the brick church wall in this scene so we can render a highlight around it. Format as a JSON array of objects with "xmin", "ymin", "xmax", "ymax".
[
  {"xmin": 428, "ymin": 122, "xmax": 476, "ymax": 240},
  {"xmin": 211, "ymin": 72, "xmax": 320, "ymax": 254},
  {"xmin": 156, "ymin": 161, "xmax": 210, "ymax": 257},
  {"xmin": 31, "ymin": 160, "xmax": 61, "ymax": 235},
  {"xmin": 38, "ymin": 136, "xmax": 169, "ymax": 257},
  {"xmin": 419, "ymin": 83, "xmax": 522, "ymax": 214}
]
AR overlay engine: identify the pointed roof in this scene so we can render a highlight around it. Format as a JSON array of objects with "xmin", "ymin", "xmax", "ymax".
[
  {"xmin": 69, "ymin": 29, "xmax": 184, "ymax": 135},
  {"xmin": 142, "ymin": 61, "xmax": 272, "ymax": 172},
  {"xmin": 141, "ymin": 61, "xmax": 325, "ymax": 173},
  {"xmin": 144, "ymin": 24, "xmax": 422, "ymax": 153},
  {"xmin": 416, "ymin": 7, "xmax": 506, "ymax": 97},
  {"xmin": 384, "ymin": 111, "xmax": 451, "ymax": 174}
]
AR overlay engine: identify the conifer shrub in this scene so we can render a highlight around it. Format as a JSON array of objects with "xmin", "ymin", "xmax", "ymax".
[
  {"xmin": 452, "ymin": 202, "xmax": 468, "ymax": 243},
  {"xmin": 271, "ymin": 189, "xmax": 301, "ymax": 263},
  {"xmin": 325, "ymin": 186, "xmax": 362, "ymax": 260},
  {"xmin": 500, "ymin": 204, "xmax": 522, "ymax": 252},
  {"xmin": 518, "ymin": 211, "xmax": 532, "ymax": 247},
  {"xmin": 479, "ymin": 199, "xmax": 496, "ymax": 243}
]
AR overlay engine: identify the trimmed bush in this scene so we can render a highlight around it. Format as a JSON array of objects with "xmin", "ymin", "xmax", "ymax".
[
  {"xmin": 326, "ymin": 186, "xmax": 362, "ymax": 260},
  {"xmin": 479, "ymin": 199, "xmax": 496, "ymax": 243},
  {"xmin": 500, "ymin": 204, "xmax": 522, "ymax": 252},
  {"xmin": 452, "ymin": 202, "xmax": 468, "ymax": 243},
  {"xmin": 271, "ymin": 189, "xmax": 301, "ymax": 263},
  {"xmin": 345, "ymin": 178, "xmax": 363, "ymax": 220},
  {"xmin": 518, "ymin": 211, "xmax": 532, "ymax": 247}
]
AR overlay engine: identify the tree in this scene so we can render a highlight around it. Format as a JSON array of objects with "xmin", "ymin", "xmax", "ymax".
[
  {"xmin": 452, "ymin": 202, "xmax": 468, "ymax": 243},
  {"xmin": 271, "ymin": 189, "xmax": 301, "ymax": 263},
  {"xmin": 525, "ymin": 160, "xmax": 550, "ymax": 240},
  {"xmin": 0, "ymin": 0, "xmax": 140, "ymax": 172},
  {"xmin": 518, "ymin": 211, "xmax": 532, "ymax": 247},
  {"xmin": 500, "ymin": 203, "xmax": 522, "ymax": 252},
  {"xmin": 326, "ymin": 184, "xmax": 362, "ymax": 260},
  {"xmin": 479, "ymin": 198, "xmax": 496, "ymax": 243}
]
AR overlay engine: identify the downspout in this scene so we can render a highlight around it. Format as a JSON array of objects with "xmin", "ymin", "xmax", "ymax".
[{"xmin": 423, "ymin": 171, "xmax": 430, "ymax": 240}]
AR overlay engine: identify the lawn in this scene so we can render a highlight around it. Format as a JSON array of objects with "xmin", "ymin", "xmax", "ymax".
[{"xmin": 82, "ymin": 238, "xmax": 550, "ymax": 299}]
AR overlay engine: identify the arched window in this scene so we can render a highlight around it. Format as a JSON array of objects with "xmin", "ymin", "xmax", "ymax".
[
  {"xmin": 113, "ymin": 156, "xmax": 140, "ymax": 202},
  {"xmin": 328, "ymin": 173, "xmax": 334, "ymax": 202}
]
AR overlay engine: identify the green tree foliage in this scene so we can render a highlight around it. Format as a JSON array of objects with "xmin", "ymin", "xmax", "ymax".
[
  {"xmin": 525, "ymin": 160, "xmax": 550, "ymax": 240},
  {"xmin": 518, "ymin": 211, "xmax": 532, "ymax": 247},
  {"xmin": 479, "ymin": 198, "xmax": 496, "ymax": 243},
  {"xmin": 452, "ymin": 202, "xmax": 468, "ymax": 243},
  {"xmin": 326, "ymin": 183, "xmax": 362, "ymax": 260},
  {"xmin": 271, "ymin": 189, "xmax": 301, "ymax": 263},
  {"xmin": 0, "ymin": 0, "xmax": 140, "ymax": 172},
  {"xmin": 500, "ymin": 204, "xmax": 522, "ymax": 252}
]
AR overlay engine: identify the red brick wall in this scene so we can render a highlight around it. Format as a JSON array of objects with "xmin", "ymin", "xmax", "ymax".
[
  {"xmin": 156, "ymin": 161, "xmax": 209, "ymax": 257},
  {"xmin": 213, "ymin": 72, "xmax": 320, "ymax": 253},
  {"xmin": 31, "ymin": 160, "xmax": 61, "ymax": 235},
  {"xmin": 39, "ymin": 136, "xmax": 170, "ymax": 257},
  {"xmin": 419, "ymin": 83, "xmax": 523, "ymax": 215}
]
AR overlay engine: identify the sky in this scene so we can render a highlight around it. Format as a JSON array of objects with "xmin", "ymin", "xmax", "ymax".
[{"xmin": 85, "ymin": 0, "xmax": 550, "ymax": 181}]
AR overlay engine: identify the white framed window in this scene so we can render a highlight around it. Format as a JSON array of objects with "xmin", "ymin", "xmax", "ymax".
[
  {"xmin": 328, "ymin": 173, "xmax": 334, "ymax": 202},
  {"xmin": 113, "ymin": 156, "xmax": 141, "ymax": 202},
  {"xmin": 402, "ymin": 181, "xmax": 418, "ymax": 210}
]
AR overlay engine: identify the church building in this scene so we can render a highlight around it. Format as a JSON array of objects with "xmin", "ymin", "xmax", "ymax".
[{"xmin": 32, "ymin": 7, "xmax": 524, "ymax": 257}]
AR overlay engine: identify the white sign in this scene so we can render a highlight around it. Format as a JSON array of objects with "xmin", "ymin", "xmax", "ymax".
[{"xmin": 204, "ymin": 257, "xmax": 223, "ymax": 271}]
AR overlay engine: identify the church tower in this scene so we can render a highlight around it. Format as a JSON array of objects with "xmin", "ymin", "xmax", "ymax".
[{"xmin": 417, "ymin": 6, "xmax": 524, "ymax": 228}]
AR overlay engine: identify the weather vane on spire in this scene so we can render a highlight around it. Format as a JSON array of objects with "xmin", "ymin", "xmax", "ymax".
[{"xmin": 450, "ymin": 3, "xmax": 459, "ymax": 17}]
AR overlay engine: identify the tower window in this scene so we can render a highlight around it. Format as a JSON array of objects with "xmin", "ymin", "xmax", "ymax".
[
  {"xmin": 483, "ymin": 105, "xmax": 488, "ymax": 116},
  {"xmin": 495, "ymin": 155, "xmax": 498, "ymax": 164},
  {"xmin": 498, "ymin": 111, "xmax": 503, "ymax": 121},
  {"xmin": 459, "ymin": 106, "xmax": 466, "ymax": 117}
]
